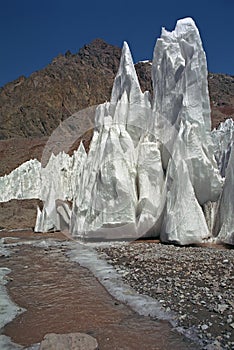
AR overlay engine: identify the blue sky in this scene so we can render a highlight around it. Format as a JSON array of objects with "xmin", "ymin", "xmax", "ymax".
[{"xmin": 0, "ymin": 0, "xmax": 233, "ymax": 87}]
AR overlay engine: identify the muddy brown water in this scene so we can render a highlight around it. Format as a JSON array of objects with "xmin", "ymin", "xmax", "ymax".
[{"xmin": 0, "ymin": 231, "xmax": 199, "ymax": 349}]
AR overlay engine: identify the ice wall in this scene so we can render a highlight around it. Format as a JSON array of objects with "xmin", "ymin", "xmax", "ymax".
[
  {"xmin": 212, "ymin": 118, "xmax": 234, "ymax": 177},
  {"xmin": 161, "ymin": 124, "xmax": 210, "ymax": 245},
  {"xmin": 0, "ymin": 159, "xmax": 41, "ymax": 202},
  {"xmin": 0, "ymin": 144, "xmax": 87, "ymax": 233},
  {"xmin": 35, "ymin": 142, "xmax": 87, "ymax": 232},
  {"xmin": 213, "ymin": 144, "xmax": 234, "ymax": 245}
]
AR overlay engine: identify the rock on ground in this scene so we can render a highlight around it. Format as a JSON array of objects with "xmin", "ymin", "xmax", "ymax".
[{"xmin": 39, "ymin": 333, "xmax": 98, "ymax": 350}]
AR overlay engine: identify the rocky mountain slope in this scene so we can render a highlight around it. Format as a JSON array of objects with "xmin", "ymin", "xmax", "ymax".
[
  {"xmin": 0, "ymin": 39, "xmax": 152, "ymax": 140},
  {"xmin": 209, "ymin": 73, "xmax": 234, "ymax": 128}
]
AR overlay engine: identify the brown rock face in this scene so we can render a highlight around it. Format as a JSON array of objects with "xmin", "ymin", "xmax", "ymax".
[
  {"xmin": 0, "ymin": 199, "xmax": 42, "ymax": 230},
  {"xmin": 0, "ymin": 39, "xmax": 121, "ymax": 139},
  {"xmin": 0, "ymin": 137, "xmax": 48, "ymax": 176},
  {"xmin": 208, "ymin": 73, "xmax": 234, "ymax": 128},
  {"xmin": 135, "ymin": 61, "xmax": 153, "ymax": 95}
]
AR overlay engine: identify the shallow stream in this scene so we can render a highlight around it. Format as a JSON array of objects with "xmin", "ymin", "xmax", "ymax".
[{"xmin": 0, "ymin": 231, "xmax": 199, "ymax": 349}]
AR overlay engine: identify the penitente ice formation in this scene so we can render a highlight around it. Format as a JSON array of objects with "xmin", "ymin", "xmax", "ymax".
[{"xmin": 0, "ymin": 17, "xmax": 233, "ymax": 245}]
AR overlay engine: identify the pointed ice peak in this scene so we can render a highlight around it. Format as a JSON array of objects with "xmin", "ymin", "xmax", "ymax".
[
  {"xmin": 110, "ymin": 41, "xmax": 142, "ymax": 103},
  {"xmin": 161, "ymin": 17, "xmax": 199, "ymax": 41},
  {"xmin": 175, "ymin": 17, "xmax": 198, "ymax": 36},
  {"xmin": 77, "ymin": 141, "xmax": 87, "ymax": 154},
  {"xmin": 121, "ymin": 41, "xmax": 137, "ymax": 75},
  {"xmin": 215, "ymin": 118, "xmax": 234, "ymax": 133}
]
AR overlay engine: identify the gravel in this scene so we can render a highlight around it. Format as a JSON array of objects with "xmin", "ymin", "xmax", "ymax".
[{"xmin": 97, "ymin": 242, "xmax": 234, "ymax": 350}]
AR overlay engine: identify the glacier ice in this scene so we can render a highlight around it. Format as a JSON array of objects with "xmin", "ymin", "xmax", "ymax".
[
  {"xmin": 70, "ymin": 42, "xmax": 143, "ymax": 239},
  {"xmin": 0, "ymin": 18, "xmax": 233, "ymax": 245},
  {"xmin": 212, "ymin": 118, "xmax": 234, "ymax": 177},
  {"xmin": 161, "ymin": 124, "xmax": 210, "ymax": 245},
  {"xmin": 35, "ymin": 142, "xmax": 87, "ymax": 232},
  {"xmin": 202, "ymin": 119, "xmax": 234, "ymax": 237},
  {"xmin": 136, "ymin": 138, "xmax": 165, "ymax": 237},
  {"xmin": 152, "ymin": 17, "xmax": 223, "ymax": 205},
  {"xmin": 213, "ymin": 144, "xmax": 234, "ymax": 245},
  {"xmin": 0, "ymin": 159, "xmax": 41, "ymax": 202}
]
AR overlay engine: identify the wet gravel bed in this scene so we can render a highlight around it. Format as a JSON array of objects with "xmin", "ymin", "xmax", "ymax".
[{"xmin": 97, "ymin": 242, "xmax": 234, "ymax": 350}]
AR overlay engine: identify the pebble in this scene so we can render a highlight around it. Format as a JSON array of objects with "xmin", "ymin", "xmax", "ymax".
[
  {"xmin": 97, "ymin": 242, "xmax": 234, "ymax": 350},
  {"xmin": 201, "ymin": 324, "xmax": 209, "ymax": 331}
]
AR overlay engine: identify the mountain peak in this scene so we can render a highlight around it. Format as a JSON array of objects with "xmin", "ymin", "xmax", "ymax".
[{"xmin": 78, "ymin": 38, "xmax": 121, "ymax": 59}]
